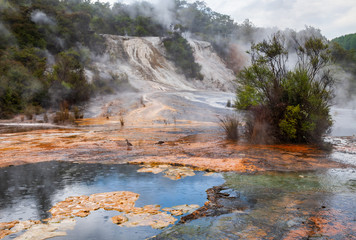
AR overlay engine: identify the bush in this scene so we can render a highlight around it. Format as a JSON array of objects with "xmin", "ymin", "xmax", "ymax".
[
  {"xmin": 219, "ymin": 115, "xmax": 240, "ymax": 140},
  {"xmin": 72, "ymin": 106, "xmax": 83, "ymax": 119},
  {"xmin": 92, "ymin": 72, "xmax": 132, "ymax": 95},
  {"xmin": 243, "ymin": 105, "xmax": 275, "ymax": 144},
  {"xmin": 24, "ymin": 105, "xmax": 44, "ymax": 120},
  {"xmin": 0, "ymin": 56, "xmax": 42, "ymax": 118},
  {"xmin": 53, "ymin": 101, "xmax": 75, "ymax": 124},
  {"xmin": 236, "ymin": 33, "xmax": 334, "ymax": 144},
  {"xmin": 49, "ymin": 50, "xmax": 93, "ymax": 105}
]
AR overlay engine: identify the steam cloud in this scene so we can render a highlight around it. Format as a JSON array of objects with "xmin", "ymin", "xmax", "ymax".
[
  {"xmin": 31, "ymin": 10, "xmax": 56, "ymax": 25},
  {"xmin": 0, "ymin": 22, "xmax": 11, "ymax": 35},
  {"xmin": 123, "ymin": 0, "xmax": 176, "ymax": 28}
]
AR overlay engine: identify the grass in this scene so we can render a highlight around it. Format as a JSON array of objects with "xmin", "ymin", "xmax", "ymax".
[{"xmin": 219, "ymin": 115, "xmax": 240, "ymax": 140}]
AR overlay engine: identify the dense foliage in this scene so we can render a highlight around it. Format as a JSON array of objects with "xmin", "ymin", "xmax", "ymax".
[
  {"xmin": 173, "ymin": 1, "xmax": 239, "ymax": 58},
  {"xmin": 0, "ymin": 0, "xmax": 105, "ymax": 117},
  {"xmin": 163, "ymin": 33, "xmax": 202, "ymax": 79},
  {"xmin": 1, "ymin": 0, "xmax": 239, "ymax": 118},
  {"xmin": 2, "ymin": 0, "xmax": 352, "ymax": 123},
  {"xmin": 332, "ymin": 33, "xmax": 356, "ymax": 50},
  {"xmin": 235, "ymin": 33, "xmax": 334, "ymax": 144}
]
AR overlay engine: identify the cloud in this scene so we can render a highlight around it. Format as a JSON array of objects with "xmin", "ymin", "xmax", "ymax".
[
  {"xmin": 101, "ymin": 0, "xmax": 356, "ymax": 39},
  {"xmin": 31, "ymin": 10, "xmax": 56, "ymax": 25},
  {"xmin": 203, "ymin": 0, "xmax": 356, "ymax": 40}
]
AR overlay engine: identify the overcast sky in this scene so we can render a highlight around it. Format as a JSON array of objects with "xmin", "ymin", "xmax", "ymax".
[{"xmin": 102, "ymin": 0, "xmax": 355, "ymax": 40}]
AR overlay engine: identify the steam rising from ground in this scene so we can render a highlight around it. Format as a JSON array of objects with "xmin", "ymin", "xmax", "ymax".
[
  {"xmin": 120, "ymin": 0, "xmax": 176, "ymax": 28},
  {"xmin": 2, "ymin": 0, "xmax": 354, "ymax": 120},
  {"xmin": 31, "ymin": 10, "xmax": 56, "ymax": 25},
  {"xmin": 333, "ymin": 67, "xmax": 356, "ymax": 109},
  {"xmin": 0, "ymin": 22, "xmax": 11, "ymax": 37},
  {"xmin": 89, "ymin": 35, "xmax": 236, "ymax": 92}
]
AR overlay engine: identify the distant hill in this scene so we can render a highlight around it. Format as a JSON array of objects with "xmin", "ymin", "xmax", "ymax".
[{"xmin": 332, "ymin": 33, "xmax": 356, "ymax": 50}]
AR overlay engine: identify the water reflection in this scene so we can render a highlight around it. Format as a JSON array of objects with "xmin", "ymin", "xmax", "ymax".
[
  {"xmin": 1, "ymin": 162, "xmax": 355, "ymax": 239},
  {"xmin": 0, "ymin": 162, "xmax": 224, "ymax": 239}
]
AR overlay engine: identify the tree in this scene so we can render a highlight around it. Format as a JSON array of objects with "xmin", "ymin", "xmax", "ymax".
[
  {"xmin": 49, "ymin": 50, "xmax": 92, "ymax": 106},
  {"xmin": 332, "ymin": 33, "xmax": 356, "ymax": 51},
  {"xmin": 235, "ymin": 32, "xmax": 334, "ymax": 144},
  {"xmin": 163, "ymin": 32, "xmax": 202, "ymax": 79}
]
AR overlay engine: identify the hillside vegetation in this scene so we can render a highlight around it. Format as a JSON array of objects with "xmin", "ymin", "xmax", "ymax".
[
  {"xmin": 332, "ymin": 33, "xmax": 356, "ymax": 50},
  {"xmin": 0, "ymin": 0, "xmax": 241, "ymax": 118},
  {"xmin": 163, "ymin": 33, "xmax": 203, "ymax": 79},
  {"xmin": 1, "ymin": 0, "xmax": 355, "ymax": 127}
]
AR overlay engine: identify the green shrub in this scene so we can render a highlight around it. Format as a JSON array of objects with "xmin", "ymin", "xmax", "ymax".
[
  {"xmin": 236, "ymin": 33, "xmax": 334, "ymax": 144},
  {"xmin": 279, "ymin": 105, "xmax": 301, "ymax": 140},
  {"xmin": 163, "ymin": 32, "xmax": 202, "ymax": 79},
  {"xmin": 49, "ymin": 50, "xmax": 93, "ymax": 105}
]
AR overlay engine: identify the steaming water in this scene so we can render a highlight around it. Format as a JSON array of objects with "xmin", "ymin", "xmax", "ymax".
[
  {"xmin": 331, "ymin": 107, "xmax": 356, "ymax": 136},
  {"xmin": 174, "ymin": 91, "xmax": 235, "ymax": 110},
  {"xmin": 0, "ymin": 162, "xmax": 224, "ymax": 239}
]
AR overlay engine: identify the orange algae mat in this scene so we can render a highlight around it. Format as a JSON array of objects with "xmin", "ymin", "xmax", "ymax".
[{"xmin": 0, "ymin": 121, "xmax": 348, "ymax": 172}]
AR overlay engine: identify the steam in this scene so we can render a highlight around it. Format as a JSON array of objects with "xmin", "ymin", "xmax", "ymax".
[
  {"xmin": 152, "ymin": 0, "xmax": 176, "ymax": 28},
  {"xmin": 230, "ymin": 24, "xmax": 356, "ymax": 112},
  {"xmin": 31, "ymin": 10, "xmax": 56, "ymax": 25},
  {"xmin": 226, "ymin": 26, "xmax": 329, "ymax": 73},
  {"xmin": 333, "ymin": 66, "xmax": 356, "ymax": 109},
  {"xmin": 0, "ymin": 22, "xmax": 16, "ymax": 47},
  {"xmin": 2, "ymin": 0, "xmax": 353, "ymax": 114},
  {"xmin": 0, "ymin": 22, "xmax": 11, "ymax": 36},
  {"xmin": 55, "ymin": 37, "xmax": 65, "ymax": 49},
  {"xmin": 122, "ymin": 0, "xmax": 176, "ymax": 28},
  {"xmin": 43, "ymin": 50, "xmax": 55, "ymax": 66}
]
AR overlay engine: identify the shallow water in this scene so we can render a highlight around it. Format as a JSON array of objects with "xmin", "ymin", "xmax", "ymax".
[
  {"xmin": 0, "ymin": 162, "xmax": 224, "ymax": 239},
  {"xmin": 155, "ymin": 169, "xmax": 356, "ymax": 239},
  {"xmin": 0, "ymin": 160, "xmax": 355, "ymax": 239},
  {"xmin": 1, "ymin": 111, "xmax": 356, "ymax": 239}
]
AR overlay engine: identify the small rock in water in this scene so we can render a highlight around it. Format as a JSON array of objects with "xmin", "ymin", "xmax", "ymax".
[{"xmin": 180, "ymin": 186, "xmax": 249, "ymax": 223}]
